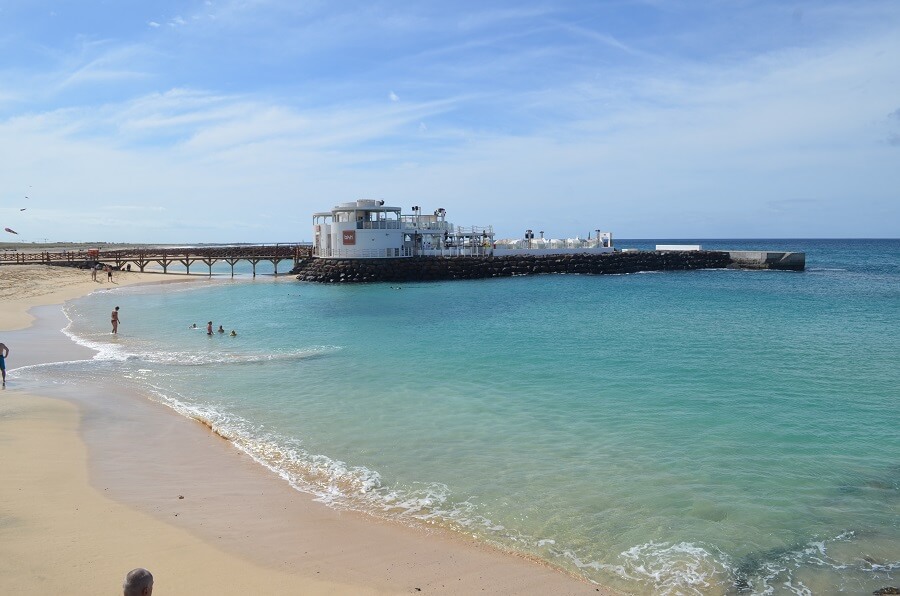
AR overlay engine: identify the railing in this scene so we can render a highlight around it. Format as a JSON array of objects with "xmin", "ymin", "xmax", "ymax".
[
  {"xmin": 316, "ymin": 246, "xmax": 413, "ymax": 259},
  {"xmin": 494, "ymin": 236, "xmax": 612, "ymax": 250},
  {"xmin": 403, "ymin": 218, "xmax": 453, "ymax": 234},
  {"xmin": 456, "ymin": 225, "xmax": 494, "ymax": 235},
  {"xmin": 419, "ymin": 244, "xmax": 492, "ymax": 257},
  {"xmin": 356, "ymin": 221, "xmax": 401, "ymax": 230},
  {"xmin": 1, "ymin": 244, "xmax": 313, "ymax": 277}
]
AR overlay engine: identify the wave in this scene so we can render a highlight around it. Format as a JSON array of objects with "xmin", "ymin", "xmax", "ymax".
[
  {"xmin": 121, "ymin": 383, "xmax": 530, "ymax": 553},
  {"xmin": 556, "ymin": 531, "xmax": 900, "ymax": 595},
  {"xmin": 124, "ymin": 345, "xmax": 340, "ymax": 366},
  {"xmin": 60, "ymin": 324, "xmax": 338, "ymax": 368},
  {"xmin": 615, "ymin": 541, "xmax": 731, "ymax": 594},
  {"xmin": 61, "ymin": 302, "xmax": 340, "ymax": 367}
]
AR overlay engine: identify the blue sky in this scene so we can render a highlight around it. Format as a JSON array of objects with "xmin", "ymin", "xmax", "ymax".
[{"xmin": 1, "ymin": 1, "xmax": 898, "ymax": 243}]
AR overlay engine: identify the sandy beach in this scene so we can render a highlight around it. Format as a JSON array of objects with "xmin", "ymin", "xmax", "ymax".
[{"xmin": 0, "ymin": 265, "xmax": 610, "ymax": 595}]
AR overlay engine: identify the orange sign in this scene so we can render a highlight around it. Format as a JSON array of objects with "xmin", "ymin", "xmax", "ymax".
[{"xmin": 342, "ymin": 230, "xmax": 356, "ymax": 245}]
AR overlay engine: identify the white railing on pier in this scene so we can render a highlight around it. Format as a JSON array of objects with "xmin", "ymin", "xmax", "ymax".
[
  {"xmin": 356, "ymin": 221, "xmax": 401, "ymax": 230},
  {"xmin": 455, "ymin": 225, "xmax": 494, "ymax": 235},
  {"xmin": 316, "ymin": 246, "xmax": 413, "ymax": 259},
  {"xmin": 401, "ymin": 218, "xmax": 453, "ymax": 232},
  {"xmin": 494, "ymin": 233, "xmax": 612, "ymax": 250}
]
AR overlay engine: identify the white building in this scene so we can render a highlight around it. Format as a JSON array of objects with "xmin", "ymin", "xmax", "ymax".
[
  {"xmin": 312, "ymin": 200, "xmax": 494, "ymax": 259},
  {"xmin": 312, "ymin": 199, "xmax": 613, "ymax": 259}
]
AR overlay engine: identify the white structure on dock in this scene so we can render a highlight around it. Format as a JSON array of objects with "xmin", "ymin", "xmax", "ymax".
[
  {"xmin": 313, "ymin": 200, "xmax": 494, "ymax": 259},
  {"xmin": 493, "ymin": 231, "xmax": 613, "ymax": 256},
  {"xmin": 312, "ymin": 199, "xmax": 614, "ymax": 259}
]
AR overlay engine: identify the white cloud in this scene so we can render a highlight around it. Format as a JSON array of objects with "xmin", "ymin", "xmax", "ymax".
[
  {"xmin": 148, "ymin": 21, "xmax": 161, "ymax": 28},
  {"xmin": 2, "ymin": 1, "xmax": 899, "ymax": 241}
]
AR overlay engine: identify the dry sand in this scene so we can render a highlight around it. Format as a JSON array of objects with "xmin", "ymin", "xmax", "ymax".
[
  {"xmin": 0, "ymin": 264, "xmax": 188, "ymax": 331},
  {"xmin": 0, "ymin": 265, "xmax": 612, "ymax": 595}
]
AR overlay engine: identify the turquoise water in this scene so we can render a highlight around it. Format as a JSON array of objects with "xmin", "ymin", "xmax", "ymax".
[{"xmin": 19, "ymin": 240, "xmax": 900, "ymax": 594}]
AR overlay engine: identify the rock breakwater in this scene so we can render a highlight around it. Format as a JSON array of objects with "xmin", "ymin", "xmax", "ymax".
[{"xmin": 292, "ymin": 251, "xmax": 736, "ymax": 283}]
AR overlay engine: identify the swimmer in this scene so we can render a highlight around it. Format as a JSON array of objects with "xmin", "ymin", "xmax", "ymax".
[
  {"xmin": 190, "ymin": 323, "xmax": 197, "ymax": 329},
  {"xmin": 230, "ymin": 330, "xmax": 237, "ymax": 337},
  {"xmin": 217, "ymin": 325, "xmax": 225, "ymax": 333},
  {"xmin": 206, "ymin": 321, "xmax": 213, "ymax": 335}
]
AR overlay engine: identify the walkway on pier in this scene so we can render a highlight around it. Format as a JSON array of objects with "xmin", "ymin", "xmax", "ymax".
[{"xmin": 0, "ymin": 244, "xmax": 312, "ymax": 277}]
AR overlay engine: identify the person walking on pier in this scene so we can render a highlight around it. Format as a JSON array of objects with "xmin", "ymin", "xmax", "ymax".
[{"xmin": 111, "ymin": 306, "xmax": 121, "ymax": 334}]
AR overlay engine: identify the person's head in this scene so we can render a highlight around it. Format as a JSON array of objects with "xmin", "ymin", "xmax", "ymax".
[
  {"xmin": 115, "ymin": 306, "xmax": 120, "ymax": 311},
  {"xmin": 123, "ymin": 567, "xmax": 153, "ymax": 596}
]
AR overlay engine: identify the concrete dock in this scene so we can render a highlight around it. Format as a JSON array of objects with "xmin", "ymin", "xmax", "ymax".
[{"xmin": 726, "ymin": 251, "xmax": 805, "ymax": 271}]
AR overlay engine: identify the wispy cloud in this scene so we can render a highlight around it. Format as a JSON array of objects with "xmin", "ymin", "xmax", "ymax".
[
  {"xmin": 1, "ymin": 1, "xmax": 898, "ymax": 241},
  {"xmin": 555, "ymin": 22, "xmax": 649, "ymax": 58}
]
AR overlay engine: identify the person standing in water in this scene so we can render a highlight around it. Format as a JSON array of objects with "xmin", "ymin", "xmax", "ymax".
[
  {"xmin": 207, "ymin": 321, "xmax": 213, "ymax": 335},
  {"xmin": 0, "ymin": 341, "xmax": 9, "ymax": 387},
  {"xmin": 111, "ymin": 306, "xmax": 121, "ymax": 334}
]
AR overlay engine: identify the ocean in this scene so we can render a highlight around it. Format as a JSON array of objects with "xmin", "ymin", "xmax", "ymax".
[{"xmin": 15, "ymin": 239, "xmax": 900, "ymax": 594}]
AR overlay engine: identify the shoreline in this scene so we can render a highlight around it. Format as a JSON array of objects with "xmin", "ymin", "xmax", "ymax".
[
  {"xmin": 0, "ymin": 265, "xmax": 611, "ymax": 595},
  {"xmin": 0, "ymin": 265, "xmax": 208, "ymax": 331}
]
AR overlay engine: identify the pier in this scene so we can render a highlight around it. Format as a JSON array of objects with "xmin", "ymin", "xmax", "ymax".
[
  {"xmin": 0, "ymin": 244, "xmax": 313, "ymax": 277},
  {"xmin": 292, "ymin": 250, "xmax": 806, "ymax": 283}
]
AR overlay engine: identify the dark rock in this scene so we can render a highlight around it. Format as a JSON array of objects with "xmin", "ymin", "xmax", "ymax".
[{"xmin": 291, "ymin": 251, "xmax": 735, "ymax": 284}]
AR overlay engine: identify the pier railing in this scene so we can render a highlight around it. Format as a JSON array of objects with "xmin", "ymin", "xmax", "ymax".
[
  {"xmin": 314, "ymin": 246, "xmax": 413, "ymax": 259},
  {"xmin": 0, "ymin": 244, "xmax": 313, "ymax": 277}
]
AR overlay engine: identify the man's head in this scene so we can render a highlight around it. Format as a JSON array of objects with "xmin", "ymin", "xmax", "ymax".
[{"xmin": 123, "ymin": 567, "xmax": 153, "ymax": 596}]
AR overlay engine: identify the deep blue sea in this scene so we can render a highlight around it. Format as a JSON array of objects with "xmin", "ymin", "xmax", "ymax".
[{"xmin": 18, "ymin": 239, "xmax": 900, "ymax": 594}]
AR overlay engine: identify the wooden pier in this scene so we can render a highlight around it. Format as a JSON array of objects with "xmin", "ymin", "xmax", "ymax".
[{"xmin": 0, "ymin": 244, "xmax": 312, "ymax": 277}]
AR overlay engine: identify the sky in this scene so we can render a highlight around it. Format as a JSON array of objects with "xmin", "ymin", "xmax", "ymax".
[{"xmin": 1, "ymin": 0, "xmax": 899, "ymax": 243}]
